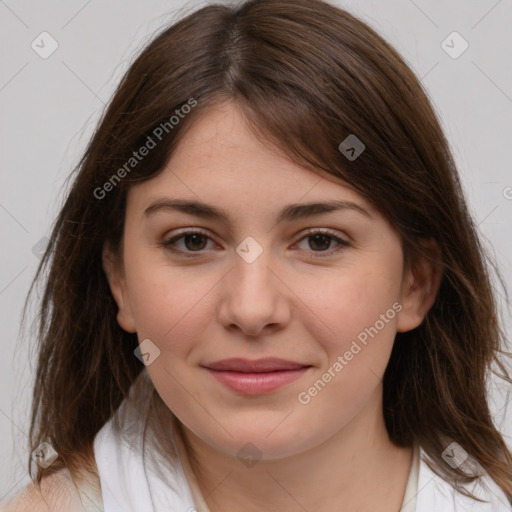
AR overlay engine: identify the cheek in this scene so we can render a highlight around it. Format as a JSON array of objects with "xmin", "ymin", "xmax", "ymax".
[
  {"xmin": 299, "ymin": 264, "xmax": 402, "ymax": 355},
  {"xmin": 293, "ymin": 264, "xmax": 402, "ymax": 413},
  {"xmin": 125, "ymin": 258, "xmax": 217, "ymax": 354},
  {"xmin": 125, "ymin": 265, "xmax": 216, "ymax": 418}
]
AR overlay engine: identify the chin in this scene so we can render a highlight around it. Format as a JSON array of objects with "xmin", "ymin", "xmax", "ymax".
[{"xmin": 191, "ymin": 418, "xmax": 318, "ymax": 462}]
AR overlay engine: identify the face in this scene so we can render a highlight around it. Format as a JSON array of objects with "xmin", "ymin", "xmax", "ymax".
[{"xmin": 104, "ymin": 101, "xmax": 437, "ymax": 461}]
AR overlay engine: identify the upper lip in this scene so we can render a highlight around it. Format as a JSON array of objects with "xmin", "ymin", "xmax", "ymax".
[{"xmin": 202, "ymin": 357, "xmax": 310, "ymax": 373}]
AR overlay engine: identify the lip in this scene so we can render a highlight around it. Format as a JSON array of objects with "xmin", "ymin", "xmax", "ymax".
[
  {"xmin": 203, "ymin": 357, "xmax": 309, "ymax": 372},
  {"xmin": 202, "ymin": 358, "xmax": 312, "ymax": 395}
]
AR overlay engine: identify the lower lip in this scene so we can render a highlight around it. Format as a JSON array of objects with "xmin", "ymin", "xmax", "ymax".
[{"xmin": 205, "ymin": 367, "xmax": 310, "ymax": 394}]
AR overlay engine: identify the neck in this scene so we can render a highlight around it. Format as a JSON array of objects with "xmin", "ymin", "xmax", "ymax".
[{"xmin": 179, "ymin": 387, "xmax": 413, "ymax": 512}]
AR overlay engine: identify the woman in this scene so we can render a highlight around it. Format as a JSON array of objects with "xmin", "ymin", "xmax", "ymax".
[{"xmin": 5, "ymin": 0, "xmax": 512, "ymax": 510}]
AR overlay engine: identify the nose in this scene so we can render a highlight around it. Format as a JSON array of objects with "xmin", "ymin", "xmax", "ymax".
[{"xmin": 216, "ymin": 246, "xmax": 291, "ymax": 338}]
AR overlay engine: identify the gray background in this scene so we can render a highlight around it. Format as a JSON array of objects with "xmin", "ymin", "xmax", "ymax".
[{"xmin": 1, "ymin": 0, "xmax": 511, "ymax": 501}]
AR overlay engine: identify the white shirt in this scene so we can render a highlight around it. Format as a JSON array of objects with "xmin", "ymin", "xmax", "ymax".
[{"xmin": 84, "ymin": 391, "xmax": 511, "ymax": 512}]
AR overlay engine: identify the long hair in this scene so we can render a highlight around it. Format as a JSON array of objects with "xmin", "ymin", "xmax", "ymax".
[{"xmin": 24, "ymin": 0, "xmax": 512, "ymax": 501}]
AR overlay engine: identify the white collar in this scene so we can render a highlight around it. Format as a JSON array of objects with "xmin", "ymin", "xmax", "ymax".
[
  {"xmin": 93, "ymin": 382, "xmax": 511, "ymax": 512},
  {"xmin": 93, "ymin": 406, "xmax": 197, "ymax": 512},
  {"xmin": 415, "ymin": 447, "xmax": 512, "ymax": 511}
]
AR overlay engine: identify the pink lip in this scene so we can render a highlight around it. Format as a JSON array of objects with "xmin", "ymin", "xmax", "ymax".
[{"xmin": 202, "ymin": 358, "xmax": 311, "ymax": 394}]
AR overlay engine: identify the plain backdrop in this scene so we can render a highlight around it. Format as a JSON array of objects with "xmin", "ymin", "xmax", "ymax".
[{"xmin": 1, "ymin": 0, "xmax": 511, "ymax": 501}]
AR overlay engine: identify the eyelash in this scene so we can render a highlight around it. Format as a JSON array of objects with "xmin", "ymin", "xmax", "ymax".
[{"xmin": 161, "ymin": 228, "xmax": 350, "ymax": 259}]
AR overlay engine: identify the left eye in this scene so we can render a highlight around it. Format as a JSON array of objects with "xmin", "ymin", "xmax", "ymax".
[
  {"xmin": 162, "ymin": 229, "xmax": 349, "ymax": 258},
  {"xmin": 163, "ymin": 230, "xmax": 214, "ymax": 254},
  {"xmin": 294, "ymin": 231, "xmax": 349, "ymax": 257}
]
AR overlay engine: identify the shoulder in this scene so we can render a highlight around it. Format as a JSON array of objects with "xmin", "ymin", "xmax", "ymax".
[
  {"xmin": 475, "ymin": 473, "xmax": 512, "ymax": 511},
  {"xmin": 2, "ymin": 468, "xmax": 91, "ymax": 512},
  {"xmin": 417, "ymin": 447, "xmax": 512, "ymax": 511}
]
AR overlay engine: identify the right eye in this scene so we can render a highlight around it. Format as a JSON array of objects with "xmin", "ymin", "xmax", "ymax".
[{"xmin": 162, "ymin": 229, "xmax": 218, "ymax": 257}]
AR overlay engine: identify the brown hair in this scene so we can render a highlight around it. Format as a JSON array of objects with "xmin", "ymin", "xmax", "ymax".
[{"xmin": 23, "ymin": 0, "xmax": 512, "ymax": 502}]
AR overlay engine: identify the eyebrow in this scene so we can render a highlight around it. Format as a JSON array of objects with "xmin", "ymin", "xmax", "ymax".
[{"xmin": 143, "ymin": 198, "xmax": 373, "ymax": 223}]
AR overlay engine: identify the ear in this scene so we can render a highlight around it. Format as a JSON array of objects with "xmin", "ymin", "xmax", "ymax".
[
  {"xmin": 396, "ymin": 239, "xmax": 442, "ymax": 333},
  {"xmin": 102, "ymin": 243, "xmax": 137, "ymax": 333}
]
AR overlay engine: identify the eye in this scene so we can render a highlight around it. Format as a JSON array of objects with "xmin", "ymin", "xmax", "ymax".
[
  {"xmin": 161, "ymin": 228, "xmax": 350, "ymax": 259},
  {"xmin": 162, "ymin": 229, "xmax": 216, "ymax": 257},
  {"xmin": 294, "ymin": 229, "xmax": 349, "ymax": 259}
]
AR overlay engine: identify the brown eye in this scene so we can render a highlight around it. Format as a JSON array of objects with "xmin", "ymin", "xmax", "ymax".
[
  {"xmin": 182, "ymin": 233, "xmax": 208, "ymax": 251},
  {"xmin": 295, "ymin": 229, "xmax": 350, "ymax": 259},
  {"xmin": 163, "ymin": 229, "xmax": 215, "ymax": 257},
  {"xmin": 307, "ymin": 234, "xmax": 334, "ymax": 251}
]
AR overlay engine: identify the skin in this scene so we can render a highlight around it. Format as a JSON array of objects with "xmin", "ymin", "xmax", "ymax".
[{"xmin": 103, "ymin": 100, "xmax": 441, "ymax": 512}]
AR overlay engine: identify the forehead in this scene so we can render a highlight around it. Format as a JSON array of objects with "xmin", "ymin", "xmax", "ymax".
[{"xmin": 126, "ymin": 101, "xmax": 376, "ymax": 219}]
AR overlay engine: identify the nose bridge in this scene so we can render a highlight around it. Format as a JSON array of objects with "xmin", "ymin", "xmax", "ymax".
[
  {"xmin": 232, "ymin": 235, "xmax": 276, "ymax": 303},
  {"xmin": 217, "ymin": 235, "xmax": 289, "ymax": 335}
]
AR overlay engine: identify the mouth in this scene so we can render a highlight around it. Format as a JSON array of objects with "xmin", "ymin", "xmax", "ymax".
[{"xmin": 201, "ymin": 358, "xmax": 312, "ymax": 395}]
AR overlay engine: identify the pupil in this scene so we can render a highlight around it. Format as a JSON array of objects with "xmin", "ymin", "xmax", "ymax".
[
  {"xmin": 310, "ymin": 234, "xmax": 330, "ymax": 251},
  {"xmin": 185, "ymin": 234, "xmax": 207, "ymax": 251}
]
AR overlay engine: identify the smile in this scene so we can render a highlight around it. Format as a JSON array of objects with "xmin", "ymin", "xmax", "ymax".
[{"xmin": 202, "ymin": 358, "xmax": 312, "ymax": 395}]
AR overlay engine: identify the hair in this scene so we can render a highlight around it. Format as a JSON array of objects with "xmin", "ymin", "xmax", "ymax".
[{"xmin": 22, "ymin": 0, "xmax": 512, "ymax": 502}]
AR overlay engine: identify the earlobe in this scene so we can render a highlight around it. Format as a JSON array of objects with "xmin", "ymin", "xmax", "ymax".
[
  {"xmin": 396, "ymin": 240, "xmax": 442, "ymax": 333},
  {"xmin": 102, "ymin": 244, "xmax": 137, "ymax": 333}
]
